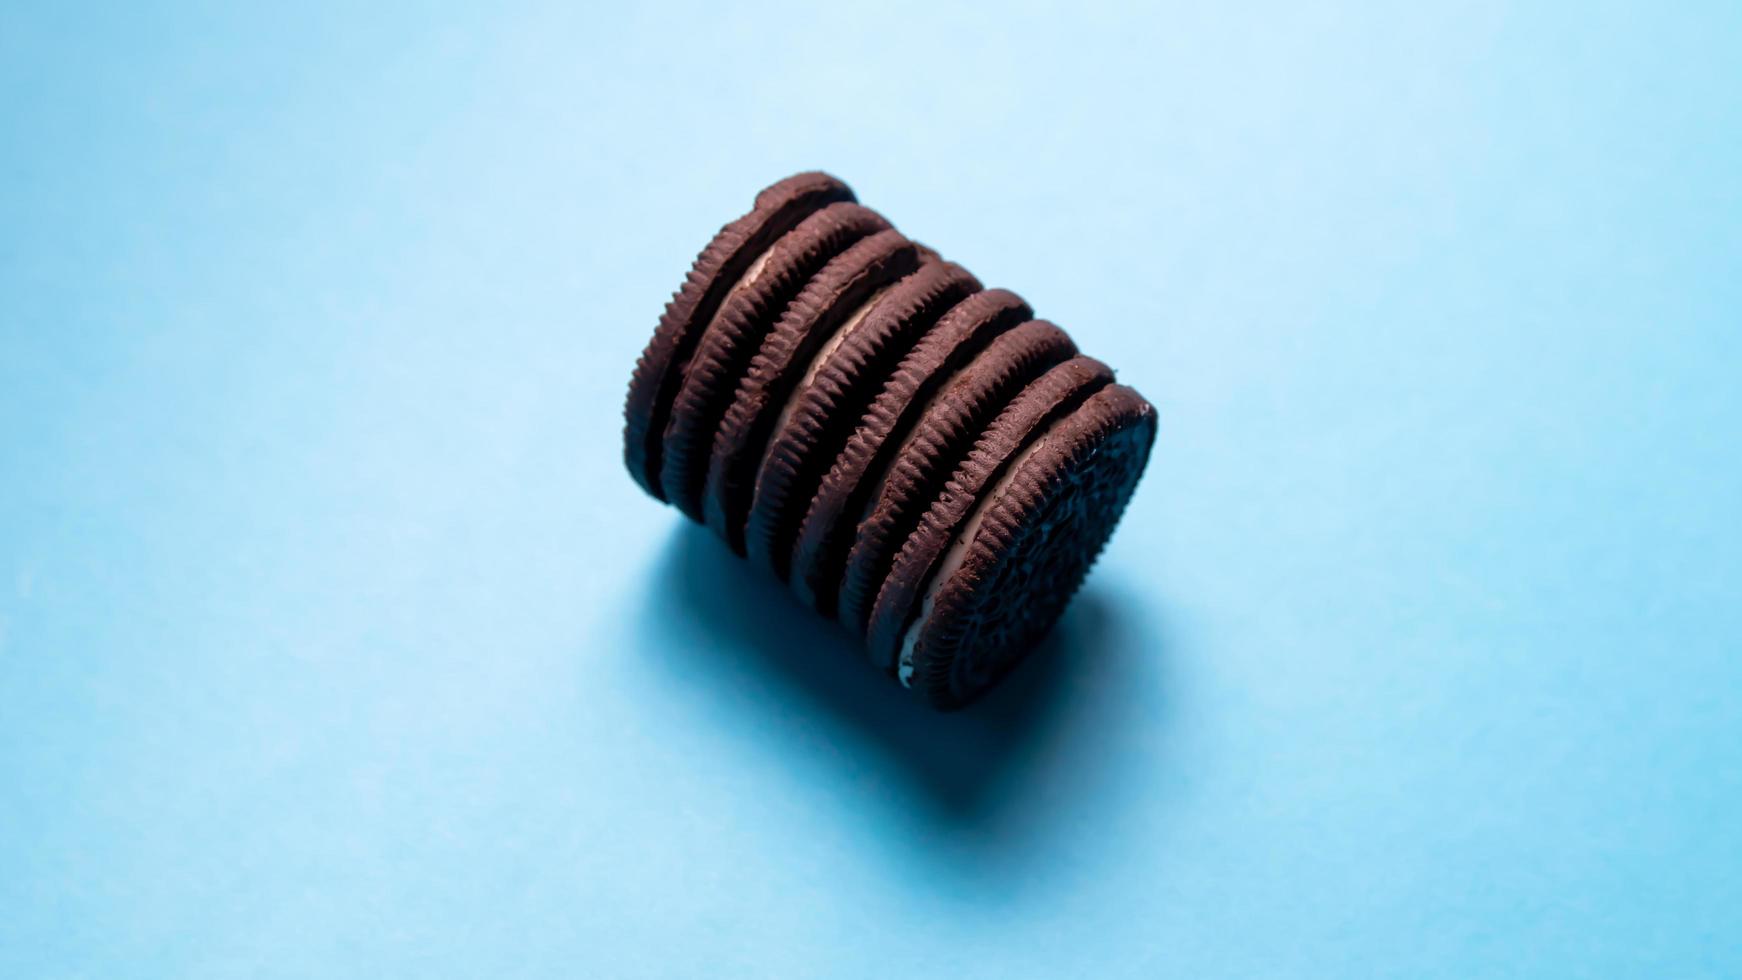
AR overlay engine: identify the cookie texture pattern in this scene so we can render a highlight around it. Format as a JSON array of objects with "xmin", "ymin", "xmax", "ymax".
[
  {"xmin": 903, "ymin": 385, "xmax": 1157, "ymax": 709},
  {"xmin": 625, "ymin": 173, "xmax": 855, "ymax": 499}
]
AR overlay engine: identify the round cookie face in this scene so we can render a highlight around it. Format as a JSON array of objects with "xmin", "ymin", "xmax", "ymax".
[
  {"xmin": 741, "ymin": 261, "xmax": 982, "ymax": 579},
  {"xmin": 834, "ymin": 319, "xmax": 1078, "ymax": 638},
  {"xmin": 702, "ymin": 229, "xmax": 923, "ymax": 553},
  {"xmin": 901, "ymin": 384, "xmax": 1157, "ymax": 710},
  {"xmin": 786, "ymin": 288, "xmax": 1033, "ymax": 616},
  {"xmin": 624, "ymin": 172, "xmax": 855, "ymax": 500},
  {"xmin": 658, "ymin": 202, "xmax": 889, "ymax": 520},
  {"xmin": 863, "ymin": 356, "xmax": 1114, "ymax": 670}
]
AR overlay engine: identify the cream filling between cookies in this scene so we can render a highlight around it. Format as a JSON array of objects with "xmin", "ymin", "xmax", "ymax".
[
  {"xmin": 895, "ymin": 411, "xmax": 1072, "ymax": 686},
  {"xmin": 760, "ymin": 284, "xmax": 896, "ymax": 476},
  {"xmin": 729, "ymin": 248, "xmax": 776, "ymax": 304}
]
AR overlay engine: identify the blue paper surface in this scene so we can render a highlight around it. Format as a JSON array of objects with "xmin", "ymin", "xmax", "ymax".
[{"xmin": 3, "ymin": 3, "xmax": 1739, "ymax": 976}]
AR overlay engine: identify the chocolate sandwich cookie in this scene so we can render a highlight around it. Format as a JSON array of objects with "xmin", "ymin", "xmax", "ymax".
[
  {"xmin": 834, "ymin": 319, "xmax": 1078, "ymax": 637},
  {"xmin": 658, "ymin": 202, "xmax": 889, "ymax": 519},
  {"xmin": 622, "ymin": 170, "xmax": 1158, "ymax": 709},
  {"xmin": 624, "ymin": 172, "xmax": 855, "ymax": 500},
  {"xmin": 900, "ymin": 384, "xmax": 1157, "ymax": 709},
  {"xmin": 702, "ymin": 229, "xmax": 924, "ymax": 552},
  {"xmin": 741, "ymin": 260, "xmax": 982, "ymax": 579},
  {"xmin": 864, "ymin": 355, "xmax": 1115, "ymax": 670},
  {"xmin": 786, "ymin": 288, "xmax": 1033, "ymax": 616}
]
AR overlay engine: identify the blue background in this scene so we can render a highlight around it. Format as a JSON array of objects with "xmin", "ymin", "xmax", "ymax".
[{"xmin": 3, "ymin": 2, "xmax": 1739, "ymax": 976}]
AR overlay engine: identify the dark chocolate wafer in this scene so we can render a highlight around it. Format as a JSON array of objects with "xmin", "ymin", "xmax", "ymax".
[
  {"xmin": 702, "ymin": 229, "xmax": 923, "ymax": 552},
  {"xmin": 658, "ymin": 202, "xmax": 888, "ymax": 519},
  {"xmin": 864, "ymin": 355, "xmax": 1115, "ymax": 670},
  {"xmin": 624, "ymin": 173, "xmax": 854, "ymax": 499},
  {"xmin": 742, "ymin": 261, "xmax": 982, "ymax": 578},
  {"xmin": 901, "ymin": 384, "xmax": 1157, "ymax": 709},
  {"xmin": 834, "ymin": 319, "xmax": 1078, "ymax": 637},
  {"xmin": 786, "ymin": 288, "xmax": 1033, "ymax": 616}
]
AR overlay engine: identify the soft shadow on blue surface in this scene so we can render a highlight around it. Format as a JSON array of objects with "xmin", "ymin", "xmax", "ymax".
[{"xmin": 640, "ymin": 522, "xmax": 1168, "ymax": 835}]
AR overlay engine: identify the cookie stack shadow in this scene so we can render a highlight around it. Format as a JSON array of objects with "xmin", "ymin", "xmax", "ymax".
[{"xmin": 625, "ymin": 172, "xmax": 1156, "ymax": 710}]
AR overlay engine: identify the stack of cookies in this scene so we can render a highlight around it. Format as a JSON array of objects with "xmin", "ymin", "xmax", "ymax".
[{"xmin": 625, "ymin": 172, "xmax": 1156, "ymax": 709}]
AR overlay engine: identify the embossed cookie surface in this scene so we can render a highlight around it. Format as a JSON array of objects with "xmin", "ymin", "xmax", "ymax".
[
  {"xmin": 864, "ymin": 355, "xmax": 1115, "ymax": 670},
  {"xmin": 834, "ymin": 319, "xmax": 1077, "ymax": 637},
  {"xmin": 901, "ymin": 384, "xmax": 1157, "ymax": 709}
]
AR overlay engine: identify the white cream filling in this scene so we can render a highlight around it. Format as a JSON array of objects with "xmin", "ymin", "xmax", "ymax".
[
  {"xmin": 760, "ymin": 284, "xmax": 895, "ymax": 475},
  {"xmin": 729, "ymin": 248, "xmax": 775, "ymax": 300},
  {"xmin": 896, "ymin": 411, "xmax": 1074, "ymax": 686}
]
